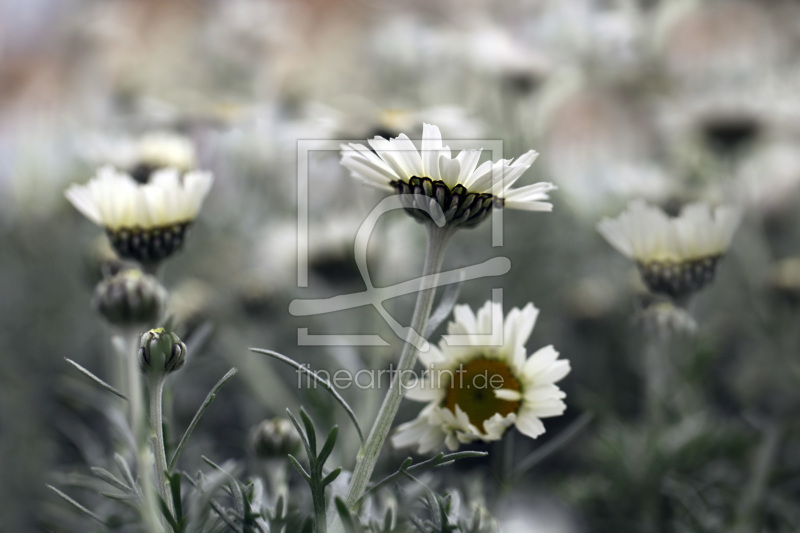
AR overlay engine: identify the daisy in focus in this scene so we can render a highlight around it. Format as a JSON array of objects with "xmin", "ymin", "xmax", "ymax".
[
  {"xmin": 392, "ymin": 301, "xmax": 570, "ymax": 453},
  {"xmin": 597, "ymin": 200, "xmax": 740, "ymax": 298},
  {"xmin": 65, "ymin": 166, "xmax": 213, "ymax": 264},
  {"xmin": 340, "ymin": 123, "xmax": 556, "ymax": 228}
]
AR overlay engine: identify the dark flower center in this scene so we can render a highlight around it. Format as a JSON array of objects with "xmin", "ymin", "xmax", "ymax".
[
  {"xmin": 442, "ymin": 357, "xmax": 521, "ymax": 433},
  {"xmin": 391, "ymin": 176, "xmax": 504, "ymax": 229},
  {"xmin": 106, "ymin": 222, "xmax": 192, "ymax": 264},
  {"xmin": 702, "ymin": 116, "xmax": 759, "ymax": 154},
  {"xmin": 637, "ymin": 255, "xmax": 722, "ymax": 298}
]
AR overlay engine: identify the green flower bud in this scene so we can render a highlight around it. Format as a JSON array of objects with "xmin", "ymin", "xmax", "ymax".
[
  {"xmin": 251, "ymin": 418, "xmax": 301, "ymax": 459},
  {"xmin": 138, "ymin": 328, "xmax": 186, "ymax": 375},
  {"xmin": 93, "ymin": 270, "xmax": 167, "ymax": 327}
]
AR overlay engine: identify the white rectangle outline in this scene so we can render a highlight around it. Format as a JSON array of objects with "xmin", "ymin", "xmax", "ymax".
[{"xmin": 296, "ymin": 138, "xmax": 505, "ymax": 287}]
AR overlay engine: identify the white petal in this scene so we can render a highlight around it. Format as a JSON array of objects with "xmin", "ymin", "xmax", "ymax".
[{"xmin": 515, "ymin": 410, "xmax": 546, "ymax": 439}]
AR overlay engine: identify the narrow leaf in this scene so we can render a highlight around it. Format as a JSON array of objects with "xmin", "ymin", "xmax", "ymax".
[
  {"xmin": 168, "ymin": 368, "xmax": 238, "ymax": 470},
  {"xmin": 359, "ymin": 451, "xmax": 486, "ymax": 504},
  {"xmin": 288, "ymin": 454, "xmax": 311, "ymax": 481},
  {"xmin": 168, "ymin": 472, "xmax": 184, "ymax": 527},
  {"xmin": 299, "ymin": 408, "xmax": 317, "ymax": 458},
  {"xmin": 114, "ymin": 454, "xmax": 138, "ymax": 494},
  {"xmin": 286, "ymin": 409, "xmax": 314, "ymax": 468},
  {"xmin": 47, "ymin": 484, "xmax": 106, "ymax": 525},
  {"xmin": 91, "ymin": 466, "xmax": 130, "ymax": 492},
  {"xmin": 321, "ymin": 467, "xmax": 342, "ymax": 487},
  {"xmin": 318, "ymin": 426, "xmax": 339, "ymax": 466},
  {"xmin": 250, "ymin": 348, "xmax": 364, "ymax": 443},
  {"xmin": 64, "ymin": 358, "xmax": 127, "ymax": 400},
  {"xmin": 157, "ymin": 495, "xmax": 181, "ymax": 532},
  {"xmin": 335, "ymin": 497, "xmax": 362, "ymax": 533},
  {"xmin": 424, "ymin": 277, "xmax": 463, "ymax": 338},
  {"xmin": 513, "ymin": 412, "xmax": 594, "ymax": 481}
]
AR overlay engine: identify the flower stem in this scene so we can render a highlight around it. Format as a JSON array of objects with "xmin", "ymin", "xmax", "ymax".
[
  {"xmin": 117, "ymin": 331, "xmax": 164, "ymax": 532},
  {"xmin": 341, "ymin": 224, "xmax": 453, "ymax": 513},
  {"xmin": 147, "ymin": 374, "xmax": 175, "ymax": 520}
]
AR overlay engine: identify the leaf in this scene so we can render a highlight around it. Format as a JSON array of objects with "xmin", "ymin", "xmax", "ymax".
[
  {"xmin": 250, "ymin": 348, "xmax": 364, "ymax": 443},
  {"xmin": 424, "ymin": 278, "xmax": 463, "ymax": 338},
  {"xmin": 318, "ymin": 426, "xmax": 339, "ymax": 466},
  {"xmin": 321, "ymin": 467, "xmax": 342, "ymax": 487},
  {"xmin": 335, "ymin": 497, "xmax": 363, "ymax": 533},
  {"xmin": 512, "ymin": 412, "xmax": 594, "ymax": 482},
  {"xmin": 168, "ymin": 368, "xmax": 238, "ymax": 471},
  {"xmin": 64, "ymin": 358, "xmax": 127, "ymax": 400},
  {"xmin": 91, "ymin": 467, "xmax": 130, "ymax": 492},
  {"xmin": 288, "ymin": 454, "xmax": 311, "ymax": 481},
  {"xmin": 47, "ymin": 484, "xmax": 106, "ymax": 525},
  {"xmin": 114, "ymin": 454, "xmax": 138, "ymax": 495},
  {"xmin": 168, "ymin": 472, "xmax": 184, "ymax": 529},
  {"xmin": 158, "ymin": 494, "xmax": 181, "ymax": 532},
  {"xmin": 286, "ymin": 409, "xmax": 314, "ymax": 470},
  {"xmin": 299, "ymin": 409, "xmax": 318, "ymax": 458},
  {"xmin": 359, "ymin": 451, "xmax": 487, "ymax": 504}
]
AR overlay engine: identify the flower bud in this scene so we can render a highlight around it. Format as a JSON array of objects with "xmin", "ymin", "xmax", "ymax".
[
  {"xmin": 638, "ymin": 300, "xmax": 697, "ymax": 338},
  {"xmin": 93, "ymin": 270, "xmax": 167, "ymax": 327},
  {"xmin": 251, "ymin": 418, "xmax": 301, "ymax": 459},
  {"xmin": 138, "ymin": 328, "xmax": 186, "ymax": 375}
]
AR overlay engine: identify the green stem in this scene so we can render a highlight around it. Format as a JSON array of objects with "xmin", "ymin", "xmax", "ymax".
[
  {"xmin": 313, "ymin": 481, "xmax": 327, "ymax": 533},
  {"xmin": 643, "ymin": 334, "xmax": 665, "ymax": 430},
  {"xmin": 493, "ymin": 431, "xmax": 514, "ymax": 493},
  {"xmin": 341, "ymin": 224, "xmax": 453, "ymax": 514},
  {"xmin": 122, "ymin": 331, "xmax": 146, "ymax": 447},
  {"xmin": 117, "ymin": 331, "xmax": 164, "ymax": 533},
  {"xmin": 733, "ymin": 420, "xmax": 782, "ymax": 533},
  {"xmin": 148, "ymin": 374, "xmax": 175, "ymax": 520}
]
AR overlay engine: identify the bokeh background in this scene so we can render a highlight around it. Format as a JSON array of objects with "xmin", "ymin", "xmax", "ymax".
[{"xmin": 2, "ymin": 0, "xmax": 800, "ymax": 531}]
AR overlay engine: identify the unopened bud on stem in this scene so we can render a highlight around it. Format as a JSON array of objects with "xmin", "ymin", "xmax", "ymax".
[
  {"xmin": 138, "ymin": 328, "xmax": 186, "ymax": 375},
  {"xmin": 93, "ymin": 269, "xmax": 166, "ymax": 327},
  {"xmin": 251, "ymin": 418, "xmax": 301, "ymax": 459}
]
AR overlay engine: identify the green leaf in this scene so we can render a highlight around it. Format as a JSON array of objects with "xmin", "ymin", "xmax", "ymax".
[
  {"xmin": 250, "ymin": 348, "xmax": 364, "ymax": 443},
  {"xmin": 321, "ymin": 467, "xmax": 342, "ymax": 487},
  {"xmin": 512, "ymin": 412, "xmax": 594, "ymax": 482},
  {"xmin": 168, "ymin": 472, "xmax": 184, "ymax": 529},
  {"xmin": 158, "ymin": 494, "xmax": 181, "ymax": 532},
  {"xmin": 288, "ymin": 454, "xmax": 311, "ymax": 481},
  {"xmin": 335, "ymin": 497, "xmax": 363, "ymax": 533},
  {"xmin": 168, "ymin": 368, "xmax": 238, "ymax": 471},
  {"xmin": 318, "ymin": 426, "xmax": 339, "ymax": 466},
  {"xmin": 91, "ymin": 466, "xmax": 131, "ymax": 492},
  {"xmin": 47, "ymin": 484, "xmax": 106, "ymax": 525},
  {"xmin": 64, "ymin": 358, "xmax": 127, "ymax": 400},
  {"xmin": 114, "ymin": 454, "xmax": 137, "ymax": 491},
  {"xmin": 359, "ymin": 451, "xmax": 487, "ymax": 504},
  {"xmin": 286, "ymin": 409, "xmax": 314, "ymax": 467},
  {"xmin": 299, "ymin": 408, "xmax": 318, "ymax": 458}
]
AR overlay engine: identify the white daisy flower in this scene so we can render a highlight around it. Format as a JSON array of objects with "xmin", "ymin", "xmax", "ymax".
[
  {"xmin": 82, "ymin": 131, "xmax": 197, "ymax": 183},
  {"xmin": 340, "ymin": 123, "xmax": 556, "ymax": 229},
  {"xmin": 133, "ymin": 132, "xmax": 197, "ymax": 179},
  {"xmin": 65, "ymin": 166, "xmax": 213, "ymax": 263},
  {"xmin": 392, "ymin": 301, "xmax": 570, "ymax": 453},
  {"xmin": 597, "ymin": 200, "xmax": 740, "ymax": 297}
]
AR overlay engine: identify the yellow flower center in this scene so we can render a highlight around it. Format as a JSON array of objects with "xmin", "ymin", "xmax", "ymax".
[{"xmin": 442, "ymin": 357, "xmax": 521, "ymax": 432}]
